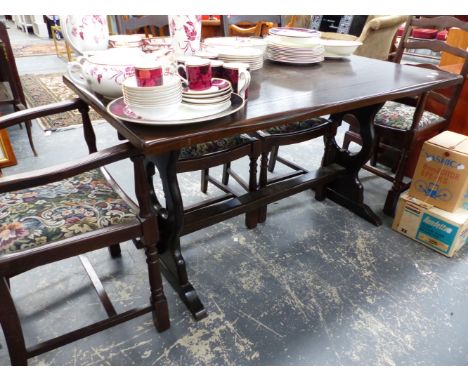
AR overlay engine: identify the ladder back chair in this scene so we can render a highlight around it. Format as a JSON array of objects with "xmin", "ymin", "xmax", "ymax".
[
  {"xmin": 175, "ymin": 134, "xmax": 261, "ymax": 231},
  {"xmin": 0, "ymin": 99, "xmax": 169, "ymax": 365},
  {"xmin": 343, "ymin": 15, "xmax": 468, "ymax": 216},
  {"xmin": 221, "ymin": 117, "xmax": 337, "ymax": 224},
  {"xmin": 115, "ymin": 15, "xmax": 169, "ymax": 37}
]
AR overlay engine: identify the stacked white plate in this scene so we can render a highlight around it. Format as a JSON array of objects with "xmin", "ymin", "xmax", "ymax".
[
  {"xmin": 215, "ymin": 47, "xmax": 264, "ymax": 71},
  {"xmin": 265, "ymin": 27, "xmax": 325, "ymax": 64},
  {"xmin": 182, "ymin": 78, "xmax": 232, "ymax": 111},
  {"xmin": 268, "ymin": 27, "xmax": 321, "ymax": 44},
  {"xmin": 122, "ymin": 75, "xmax": 182, "ymax": 119},
  {"xmin": 203, "ymin": 37, "xmax": 268, "ymax": 54}
]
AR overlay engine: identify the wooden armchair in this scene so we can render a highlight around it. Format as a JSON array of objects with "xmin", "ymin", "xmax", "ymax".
[
  {"xmin": 0, "ymin": 99, "xmax": 169, "ymax": 365},
  {"xmin": 221, "ymin": 15, "xmax": 281, "ymax": 37},
  {"xmin": 343, "ymin": 16, "xmax": 468, "ymax": 216}
]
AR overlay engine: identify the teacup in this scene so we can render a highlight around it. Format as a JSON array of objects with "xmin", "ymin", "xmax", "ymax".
[
  {"xmin": 210, "ymin": 60, "xmax": 224, "ymax": 79},
  {"xmin": 222, "ymin": 62, "xmax": 251, "ymax": 99},
  {"xmin": 135, "ymin": 60, "xmax": 163, "ymax": 87},
  {"xmin": 177, "ymin": 57, "xmax": 212, "ymax": 91}
]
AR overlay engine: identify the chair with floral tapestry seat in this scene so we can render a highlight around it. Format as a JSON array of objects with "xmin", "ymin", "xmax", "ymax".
[
  {"xmin": 115, "ymin": 15, "xmax": 169, "ymax": 37},
  {"xmin": 221, "ymin": 117, "xmax": 336, "ymax": 223},
  {"xmin": 343, "ymin": 15, "xmax": 468, "ymax": 216},
  {"xmin": 0, "ymin": 98, "xmax": 169, "ymax": 365},
  {"xmin": 175, "ymin": 134, "xmax": 261, "ymax": 230}
]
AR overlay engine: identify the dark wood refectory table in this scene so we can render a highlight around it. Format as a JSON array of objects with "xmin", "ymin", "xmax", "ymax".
[{"xmin": 64, "ymin": 56, "xmax": 462, "ymax": 320}]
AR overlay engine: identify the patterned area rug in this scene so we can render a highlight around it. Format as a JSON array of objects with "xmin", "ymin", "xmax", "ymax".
[
  {"xmin": 20, "ymin": 72, "xmax": 104, "ymax": 132},
  {"xmin": 12, "ymin": 42, "xmax": 57, "ymax": 58}
]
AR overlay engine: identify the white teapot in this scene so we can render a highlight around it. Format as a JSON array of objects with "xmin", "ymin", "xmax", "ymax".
[
  {"xmin": 67, "ymin": 48, "xmax": 144, "ymax": 98},
  {"xmin": 60, "ymin": 15, "xmax": 109, "ymax": 55}
]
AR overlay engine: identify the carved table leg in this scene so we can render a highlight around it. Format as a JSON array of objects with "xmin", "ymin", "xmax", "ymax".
[
  {"xmin": 148, "ymin": 151, "xmax": 207, "ymax": 321},
  {"xmin": 321, "ymin": 104, "xmax": 384, "ymax": 226}
]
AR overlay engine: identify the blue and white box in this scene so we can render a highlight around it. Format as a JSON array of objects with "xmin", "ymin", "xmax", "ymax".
[{"xmin": 393, "ymin": 192, "xmax": 468, "ymax": 257}]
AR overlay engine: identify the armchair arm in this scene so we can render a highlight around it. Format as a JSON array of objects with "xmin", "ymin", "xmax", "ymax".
[
  {"xmin": 0, "ymin": 98, "xmax": 83, "ymax": 130},
  {"xmin": 367, "ymin": 16, "xmax": 408, "ymax": 31},
  {"xmin": 358, "ymin": 15, "xmax": 407, "ymax": 43},
  {"xmin": 229, "ymin": 23, "xmax": 262, "ymax": 37},
  {"xmin": 0, "ymin": 142, "xmax": 138, "ymax": 194}
]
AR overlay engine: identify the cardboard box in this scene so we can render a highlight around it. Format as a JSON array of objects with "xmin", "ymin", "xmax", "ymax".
[
  {"xmin": 393, "ymin": 193, "xmax": 468, "ymax": 257},
  {"xmin": 408, "ymin": 131, "xmax": 468, "ymax": 212}
]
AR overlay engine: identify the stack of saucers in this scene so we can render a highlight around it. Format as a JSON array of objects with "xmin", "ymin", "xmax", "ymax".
[
  {"xmin": 122, "ymin": 75, "xmax": 182, "ymax": 119},
  {"xmin": 215, "ymin": 47, "xmax": 264, "ymax": 71},
  {"xmin": 141, "ymin": 37, "xmax": 173, "ymax": 53},
  {"xmin": 265, "ymin": 27, "xmax": 324, "ymax": 64},
  {"xmin": 108, "ymin": 34, "xmax": 144, "ymax": 48},
  {"xmin": 182, "ymin": 78, "xmax": 233, "ymax": 111},
  {"xmin": 203, "ymin": 37, "xmax": 268, "ymax": 55}
]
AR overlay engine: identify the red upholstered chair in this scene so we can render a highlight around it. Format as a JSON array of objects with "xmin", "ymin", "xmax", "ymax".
[
  {"xmin": 411, "ymin": 28, "xmax": 438, "ymax": 39},
  {"xmin": 437, "ymin": 30, "xmax": 448, "ymax": 41},
  {"xmin": 397, "ymin": 25, "xmax": 406, "ymax": 37}
]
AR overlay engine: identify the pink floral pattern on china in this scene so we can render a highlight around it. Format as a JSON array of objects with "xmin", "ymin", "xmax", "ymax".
[
  {"xmin": 61, "ymin": 15, "xmax": 109, "ymax": 54},
  {"xmin": 88, "ymin": 65, "xmax": 135, "ymax": 85},
  {"xmin": 168, "ymin": 15, "xmax": 202, "ymax": 55},
  {"xmin": 70, "ymin": 15, "xmax": 105, "ymax": 43}
]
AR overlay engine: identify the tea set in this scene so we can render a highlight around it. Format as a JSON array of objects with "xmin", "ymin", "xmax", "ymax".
[{"xmin": 63, "ymin": 16, "xmax": 360, "ymax": 124}]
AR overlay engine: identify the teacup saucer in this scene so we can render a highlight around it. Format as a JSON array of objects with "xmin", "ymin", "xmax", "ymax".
[{"xmin": 183, "ymin": 78, "xmax": 231, "ymax": 95}]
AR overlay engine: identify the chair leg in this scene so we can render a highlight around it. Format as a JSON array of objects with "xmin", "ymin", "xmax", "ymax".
[
  {"xmin": 200, "ymin": 168, "xmax": 209, "ymax": 193},
  {"xmin": 258, "ymin": 151, "xmax": 269, "ymax": 223},
  {"xmin": 0, "ymin": 277, "xmax": 28, "ymax": 365},
  {"xmin": 108, "ymin": 243, "xmax": 121, "ymax": 258},
  {"xmin": 222, "ymin": 162, "xmax": 231, "ymax": 185},
  {"xmin": 384, "ymin": 147, "xmax": 410, "ymax": 217},
  {"xmin": 245, "ymin": 152, "xmax": 259, "ymax": 229},
  {"xmin": 342, "ymin": 131, "xmax": 352, "ymax": 151},
  {"xmin": 25, "ymin": 120, "xmax": 38, "ymax": 157},
  {"xmin": 268, "ymin": 145, "xmax": 279, "ymax": 172},
  {"xmin": 370, "ymin": 135, "xmax": 380, "ymax": 167},
  {"xmin": 144, "ymin": 244, "xmax": 170, "ymax": 332},
  {"xmin": 13, "ymin": 104, "xmax": 37, "ymax": 157}
]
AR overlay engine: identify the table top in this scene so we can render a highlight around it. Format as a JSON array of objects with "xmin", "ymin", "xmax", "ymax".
[{"xmin": 65, "ymin": 55, "xmax": 462, "ymax": 155}]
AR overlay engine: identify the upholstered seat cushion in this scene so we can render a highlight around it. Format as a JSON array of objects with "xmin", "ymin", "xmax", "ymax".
[
  {"xmin": 437, "ymin": 30, "xmax": 448, "ymax": 41},
  {"xmin": 411, "ymin": 28, "xmax": 438, "ymax": 39},
  {"xmin": 265, "ymin": 117, "xmax": 329, "ymax": 135},
  {"xmin": 0, "ymin": 169, "xmax": 138, "ymax": 255},
  {"xmin": 178, "ymin": 135, "xmax": 252, "ymax": 160},
  {"xmin": 375, "ymin": 101, "xmax": 445, "ymax": 130}
]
